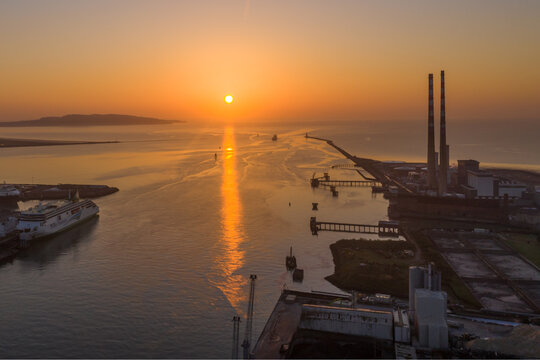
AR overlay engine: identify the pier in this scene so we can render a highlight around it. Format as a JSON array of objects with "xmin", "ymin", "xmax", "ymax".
[
  {"xmin": 305, "ymin": 134, "xmax": 413, "ymax": 193},
  {"xmin": 9, "ymin": 184, "xmax": 119, "ymax": 200},
  {"xmin": 310, "ymin": 217, "xmax": 401, "ymax": 237},
  {"xmin": 313, "ymin": 179, "xmax": 381, "ymax": 188}
]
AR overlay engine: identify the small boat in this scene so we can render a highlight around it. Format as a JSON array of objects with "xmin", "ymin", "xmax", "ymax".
[
  {"xmin": 293, "ymin": 268, "xmax": 304, "ymax": 282},
  {"xmin": 272, "ymin": 134, "xmax": 278, "ymax": 141},
  {"xmin": 286, "ymin": 246, "xmax": 297, "ymax": 270}
]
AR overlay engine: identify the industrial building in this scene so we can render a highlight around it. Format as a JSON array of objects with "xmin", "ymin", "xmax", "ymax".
[
  {"xmin": 392, "ymin": 308, "xmax": 411, "ymax": 344},
  {"xmin": 253, "ymin": 265, "xmax": 454, "ymax": 357},
  {"xmin": 252, "ymin": 257, "xmax": 540, "ymax": 358},
  {"xmin": 419, "ymin": 72, "xmax": 530, "ymax": 202},
  {"xmin": 414, "ymin": 289, "xmax": 448, "ymax": 349},
  {"xmin": 408, "ymin": 265, "xmax": 448, "ymax": 349},
  {"xmin": 299, "ymin": 304, "xmax": 394, "ymax": 340},
  {"xmin": 463, "ymin": 169, "xmax": 527, "ymax": 199},
  {"xmin": 408, "ymin": 264, "xmax": 441, "ymax": 313},
  {"xmin": 466, "ymin": 170, "xmax": 494, "ymax": 197},
  {"xmin": 457, "ymin": 159, "xmax": 480, "ymax": 186}
]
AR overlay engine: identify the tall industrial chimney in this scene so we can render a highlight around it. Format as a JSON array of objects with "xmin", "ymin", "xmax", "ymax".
[
  {"xmin": 439, "ymin": 70, "xmax": 448, "ymax": 193},
  {"xmin": 427, "ymin": 74, "xmax": 437, "ymax": 189}
]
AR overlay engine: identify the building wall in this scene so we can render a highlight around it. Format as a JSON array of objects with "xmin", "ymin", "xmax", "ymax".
[
  {"xmin": 468, "ymin": 173, "xmax": 494, "ymax": 197},
  {"xmin": 299, "ymin": 305, "xmax": 393, "ymax": 341},
  {"xmin": 414, "ymin": 289, "xmax": 448, "ymax": 349},
  {"xmin": 388, "ymin": 195, "xmax": 505, "ymax": 222},
  {"xmin": 498, "ymin": 184, "xmax": 526, "ymax": 198},
  {"xmin": 393, "ymin": 309, "xmax": 410, "ymax": 344},
  {"xmin": 457, "ymin": 160, "xmax": 479, "ymax": 186},
  {"xmin": 408, "ymin": 267, "xmax": 424, "ymax": 312}
]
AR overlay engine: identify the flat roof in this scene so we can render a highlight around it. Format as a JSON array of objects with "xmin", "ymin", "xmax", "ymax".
[
  {"xmin": 467, "ymin": 170, "xmax": 493, "ymax": 177},
  {"xmin": 303, "ymin": 304, "xmax": 393, "ymax": 316}
]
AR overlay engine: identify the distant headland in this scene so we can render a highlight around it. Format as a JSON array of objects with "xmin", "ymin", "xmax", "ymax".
[{"xmin": 0, "ymin": 114, "xmax": 184, "ymax": 127}]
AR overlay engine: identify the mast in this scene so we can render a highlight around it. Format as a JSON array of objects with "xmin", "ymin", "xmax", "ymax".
[{"xmin": 241, "ymin": 274, "xmax": 257, "ymax": 359}]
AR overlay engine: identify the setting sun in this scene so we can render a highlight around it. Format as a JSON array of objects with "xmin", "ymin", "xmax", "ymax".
[{"xmin": 225, "ymin": 95, "xmax": 234, "ymax": 104}]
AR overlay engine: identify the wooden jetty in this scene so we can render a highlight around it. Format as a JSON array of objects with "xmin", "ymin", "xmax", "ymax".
[{"xmin": 310, "ymin": 217, "xmax": 400, "ymax": 237}]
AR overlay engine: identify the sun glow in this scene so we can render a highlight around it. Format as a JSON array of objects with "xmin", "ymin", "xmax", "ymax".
[{"xmin": 224, "ymin": 95, "xmax": 234, "ymax": 104}]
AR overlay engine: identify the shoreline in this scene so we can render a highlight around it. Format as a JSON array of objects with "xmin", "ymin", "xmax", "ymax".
[{"xmin": 0, "ymin": 137, "xmax": 119, "ymax": 148}]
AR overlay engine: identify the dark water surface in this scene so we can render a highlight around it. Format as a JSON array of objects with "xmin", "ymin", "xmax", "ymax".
[{"xmin": 0, "ymin": 122, "xmax": 537, "ymax": 357}]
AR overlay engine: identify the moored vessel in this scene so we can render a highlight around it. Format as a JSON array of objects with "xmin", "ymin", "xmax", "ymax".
[{"xmin": 17, "ymin": 196, "xmax": 99, "ymax": 241}]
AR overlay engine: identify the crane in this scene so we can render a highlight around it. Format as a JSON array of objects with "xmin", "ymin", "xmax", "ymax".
[{"xmin": 241, "ymin": 274, "xmax": 257, "ymax": 359}]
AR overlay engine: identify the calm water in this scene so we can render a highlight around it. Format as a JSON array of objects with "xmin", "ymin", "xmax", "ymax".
[{"xmin": 0, "ymin": 121, "xmax": 537, "ymax": 357}]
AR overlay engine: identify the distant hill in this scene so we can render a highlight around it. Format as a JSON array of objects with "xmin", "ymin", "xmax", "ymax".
[{"xmin": 0, "ymin": 114, "xmax": 184, "ymax": 127}]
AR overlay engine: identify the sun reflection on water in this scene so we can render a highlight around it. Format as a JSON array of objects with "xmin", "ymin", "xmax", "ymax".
[{"xmin": 214, "ymin": 127, "xmax": 246, "ymax": 310}]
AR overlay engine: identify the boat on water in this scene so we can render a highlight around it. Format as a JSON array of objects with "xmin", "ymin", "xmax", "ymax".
[
  {"xmin": 272, "ymin": 134, "xmax": 278, "ymax": 141},
  {"xmin": 17, "ymin": 195, "xmax": 99, "ymax": 241}
]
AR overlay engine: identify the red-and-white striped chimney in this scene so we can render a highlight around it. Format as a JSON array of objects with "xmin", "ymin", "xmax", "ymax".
[{"xmin": 427, "ymin": 74, "xmax": 437, "ymax": 189}]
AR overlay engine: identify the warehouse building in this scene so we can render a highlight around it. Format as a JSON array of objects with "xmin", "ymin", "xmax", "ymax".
[{"xmin": 299, "ymin": 304, "xmax": 394, "ymax": 341}]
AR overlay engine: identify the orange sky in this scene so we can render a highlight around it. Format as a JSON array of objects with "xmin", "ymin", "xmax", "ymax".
[{"xmin": 1, "ymin": 0, "xmax": 539, "ymax": 123}]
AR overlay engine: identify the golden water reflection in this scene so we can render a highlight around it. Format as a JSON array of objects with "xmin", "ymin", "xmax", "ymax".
[{"xmin": 215, "ymin": 126, "xmax": 245, "ymax": 310}]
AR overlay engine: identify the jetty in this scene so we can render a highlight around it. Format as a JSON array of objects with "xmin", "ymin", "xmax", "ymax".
[
  {"xmin": 311, "ymin": 178, "xmax": 380, "ymax": 188},
  {"xmin": 305, "ymin": 134, "xmax": 413, "ymax": 193},
  {"xmin": 11, "ymin": 184, "xmax": 118, "ymax": 200},
  {"xmin": 310, "ymin": 217, "xmax": 401, "ymax": 237}
]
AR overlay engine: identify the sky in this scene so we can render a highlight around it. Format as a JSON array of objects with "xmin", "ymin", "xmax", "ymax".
[{"xmin": 1, "ymin": 0, "xmax": 539, "ymax": 123}]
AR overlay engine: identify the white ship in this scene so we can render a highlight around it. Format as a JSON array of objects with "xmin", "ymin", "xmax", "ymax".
[{"xmin": 17, "ymin": 197, "xmax": 99, "ymax": 241}]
